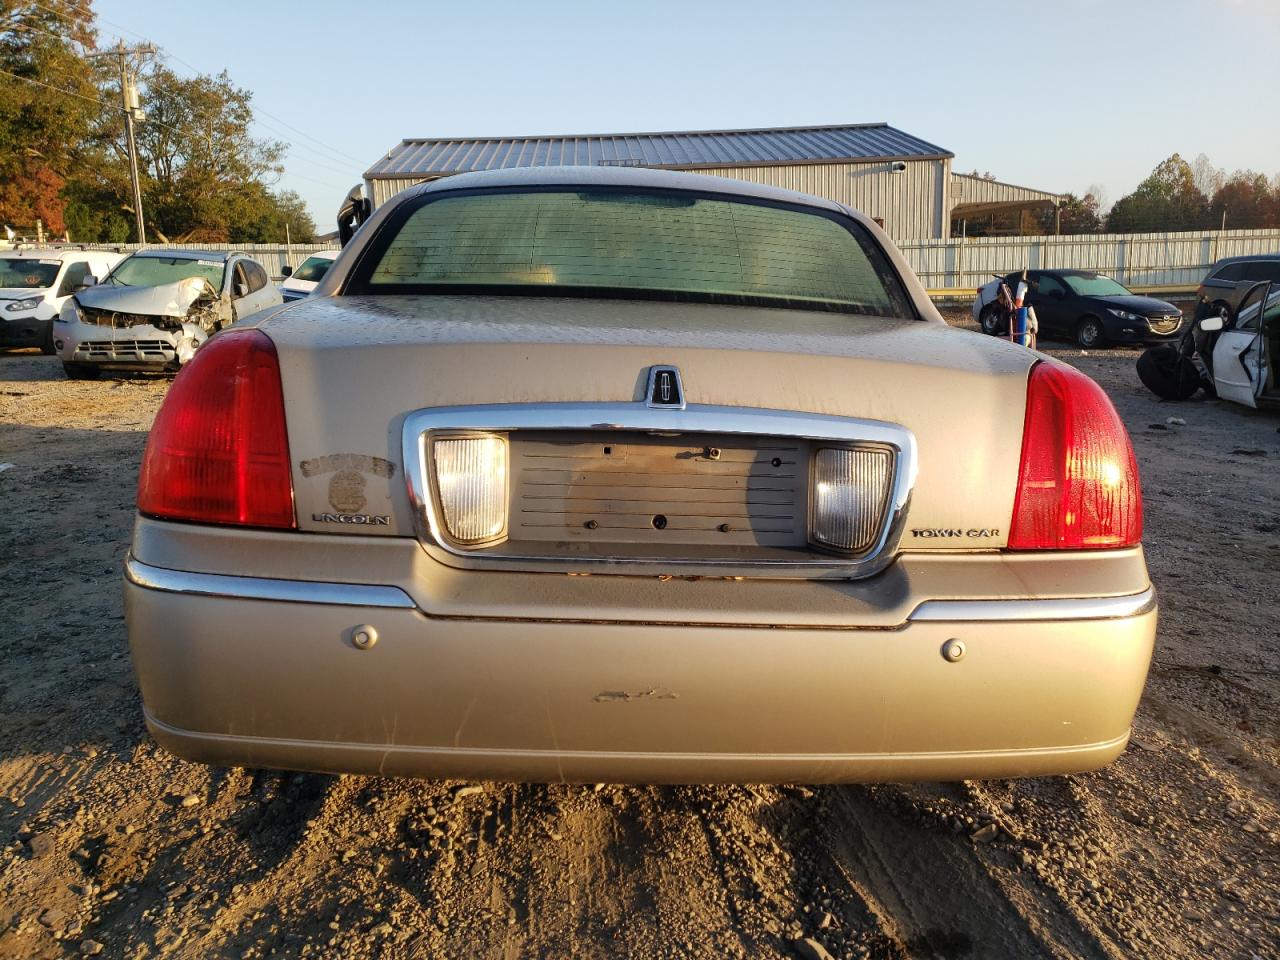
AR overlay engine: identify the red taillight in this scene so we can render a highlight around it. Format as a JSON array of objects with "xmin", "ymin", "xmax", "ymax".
[
  {"xmin": 1008, "ymin": 361, "xmax": 1141, "ymax": 550},
  {"xmin": 138, "ymin": 330, "xmax": 295, "ymax": 529}
]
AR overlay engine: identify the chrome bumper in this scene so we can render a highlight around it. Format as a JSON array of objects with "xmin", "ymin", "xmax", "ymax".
[{"xmin": 124, "ymin": 556, "xmax": 1157, "ymax": 783}]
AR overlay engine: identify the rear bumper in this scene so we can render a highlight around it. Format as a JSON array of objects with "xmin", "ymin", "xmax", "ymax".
[{"xmin": 125, "ymin": 556, "xmax": 1156, "ymax": 783}]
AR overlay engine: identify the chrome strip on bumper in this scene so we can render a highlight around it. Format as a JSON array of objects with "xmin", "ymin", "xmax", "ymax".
[
  {"xmin": 908, "ymin": 588, "xmax": 1156, "ymax": 623},
  {"xmin": 127, "ymin": 556, "xmax": 1155, "ymax": 623},
  {"xmin": 124, "ymin": 557, "xmax": 416, "ymax": 609}
]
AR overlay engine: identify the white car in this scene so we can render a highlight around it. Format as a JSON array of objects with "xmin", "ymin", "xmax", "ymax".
[
  {"xmin": 1202, "ymin": 282, "xmax": 1278, "ymax": 408},
  {"xmin": 0, "ymin": 248, "xmax": 125, "ymax": 354},
  {"xmin": 278, "ymin": 250, "xmax": 338, "ymax": 302},
  {"xmin": 55, "ymin": 249, "xmax": 282, "ymax": 378}
]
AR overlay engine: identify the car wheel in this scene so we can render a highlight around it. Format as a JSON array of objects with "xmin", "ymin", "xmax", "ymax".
[
  {"xmin": 62, "ymin": 362, "xmax": 101, "ymax": 381},
  {"xmin": 979, "ymin": 304, "xmax": 1004, "ymax": 336},
  {"xmin": 1076, "ymin": 316, "xmax": 1105, "ymax": 349}
]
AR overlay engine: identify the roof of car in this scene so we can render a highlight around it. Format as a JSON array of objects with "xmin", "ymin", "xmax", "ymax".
[
  {"xmin": 1017, "ymin": 268, "xmax": 1109, "ymax": 279},
  {"xmin": 1213, "ymin": 253, "xmax": 1280, "ymax": 266},
  {"xmin": 127, "ymin": 248, "xmax": 238, "ymax": 262},
  {"xmin": 0, "ymin": 247, "xmax": 117, "ymax": 260},
  {"xmin": 405, "ymin": 165, "xmax": 848, "ymax": 214}
]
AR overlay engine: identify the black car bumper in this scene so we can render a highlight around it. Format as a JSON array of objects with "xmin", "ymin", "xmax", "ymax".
[
  {"xmin": 0, "ymin": 315, "xmax": 51, "ymax": 348},
  {"xmin": 1101, "ymin": 316, "xmax": 1182, "ymax": 345}
]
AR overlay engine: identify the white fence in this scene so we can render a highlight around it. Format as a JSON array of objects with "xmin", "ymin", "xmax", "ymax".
[{"xmin": 900, "ymin": 228, "xmax": 1280, "ymax": 290}]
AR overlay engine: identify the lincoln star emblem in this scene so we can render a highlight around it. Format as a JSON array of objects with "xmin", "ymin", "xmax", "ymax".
[{"xmin": 646, "ymin": 364, "xmax": 686, "ymax": 409}]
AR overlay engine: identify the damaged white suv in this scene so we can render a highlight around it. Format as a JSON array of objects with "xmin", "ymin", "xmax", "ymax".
[{"xmin": 54, "ymin": 249, "xmax": 282, "ymax": 379}]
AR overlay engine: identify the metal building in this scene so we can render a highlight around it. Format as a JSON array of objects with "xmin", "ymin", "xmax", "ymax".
[{"xmin": 363, "ymin": 122, "xmax": 1060, "ymax": 242}]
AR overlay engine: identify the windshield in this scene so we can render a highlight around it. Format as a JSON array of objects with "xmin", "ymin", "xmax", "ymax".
[
  {"xmin": 1062, "ymin": 273, "xmax": 1130, "ymax": 297},
  {"xmin": 358, "ymin": 189, "xmax": 914, "ymax": 317},
  {"xmin": 291, "ymin": 255, "xmax": 334, "ymax": 283},
  {"xmin": 108, "ymin": 255, "xmax": 225, "ymax": 290},
  {"xmin": 0, "ymin": 259, "xmax": 60, "ymax": 289}
]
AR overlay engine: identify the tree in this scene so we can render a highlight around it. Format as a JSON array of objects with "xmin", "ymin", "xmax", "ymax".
[
  {"xmin": 1106, "ymin": 154, "xmax": 1211, "ymax": 233},
  {"xmin": 1084, "ymin": 182, "xmax": 1109, "ymax": 215},
  {"xmin": 1037, "ymin": 193, "xmax": 1101, "ymax": 235},
  {"xmin": 1208, "ymin": 170, "xmax": 1278, "ymax": 230},
  {"xmin": 1191, "ymin": 153, "xmax": 1224, "ymax": 199},
  {"xmin": 0, "ymin": 0, "xmax": 99, "ymax": 233},
  {"xmin": 76, "ymin": 63, "xmax": 287, "ymax": 241}
]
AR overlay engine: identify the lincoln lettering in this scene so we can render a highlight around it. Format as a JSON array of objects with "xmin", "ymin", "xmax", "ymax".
[{"xmin": 312, "ymin": 513, "xmax": 391, "ymax": 526}]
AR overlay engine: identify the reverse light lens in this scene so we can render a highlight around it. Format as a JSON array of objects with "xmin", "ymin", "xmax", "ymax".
[
  {"xmin": 810, "ymin": 446, "xmax": 894, "ymax": 553},
  {"xmin": 137, "ymin": 330, "xmax": 295, "ymax": 528},
  {"xmin": 1008, "ymin": 361, "xmax": 1141, "ymax": 550},
  {"xmin": 433, "ymin": 436, "xmax": 508, "ymax": 544}
]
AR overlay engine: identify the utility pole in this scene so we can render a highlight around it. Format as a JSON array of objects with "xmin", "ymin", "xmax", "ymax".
[{"xmin": 87, "ymin": 41, "xmax": 155, "ymax": 244}]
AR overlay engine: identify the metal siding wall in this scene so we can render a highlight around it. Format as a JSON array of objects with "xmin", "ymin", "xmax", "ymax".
[
  {"xmin": 897, "ymin": 229, "xmax": 1280, "ymax": 288},
  {"xmin": 950, "ymin": 176, "xmax": 1060, "ymax": 205},
  {"xmin": 370, "ymin": 178, "xmax": 427, "ymax": 207},
  {"xmin": 368, "ymin": 163, "xmax": 943, "ymax": 240},
  {"xmin": 687, "ymin": 161, "xmax": 940, "ymax": 241}
]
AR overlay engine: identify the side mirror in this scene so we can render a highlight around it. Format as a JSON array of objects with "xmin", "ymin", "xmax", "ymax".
[
  {"xmin": 75, "ymin": 275, "xmax": 98, "ymax": 292},
  {"xmin": 280, "ymin": 265, "xmax": 293, "ymax": 278},
  {"xmin": 1199, "ymin": 316, "xmax": 1224, "ymax": 332},
  {"xmin": 235, "ymin": 282, "xmax": 249, "ymax": 298}
]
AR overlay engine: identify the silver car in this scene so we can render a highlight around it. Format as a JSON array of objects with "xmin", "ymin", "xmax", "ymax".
[
  {"xmin": 125, "ymin": 167, "xmax": 1155, "ymax": 784},
  {"xmin": 55, "ymin": 249, "xmax": 282, "ymax": 378}
]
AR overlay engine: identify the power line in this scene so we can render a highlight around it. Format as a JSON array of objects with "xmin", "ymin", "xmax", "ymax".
[
  {"xmin": 0, "ymin": 63, "xmax": 108, "ymax": 107},
  {"xmin": 28, "ymin": 0, "xmax": 366, "ymax": 169}
]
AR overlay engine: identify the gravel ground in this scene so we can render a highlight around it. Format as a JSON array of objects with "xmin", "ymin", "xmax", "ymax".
[{"xmin": 0, "ymin": 324, "xmax": 1277, "ymax": 959}]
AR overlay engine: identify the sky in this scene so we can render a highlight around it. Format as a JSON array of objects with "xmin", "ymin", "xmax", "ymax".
[{"xmin": 94, "ymin": 0, "xmax": 1280, "ymax": 230}]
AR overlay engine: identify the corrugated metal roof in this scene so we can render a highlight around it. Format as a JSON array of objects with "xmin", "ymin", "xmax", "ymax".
[{"xmin": 365, "ymin": 123, "xmax": 953, "ymax": 178}]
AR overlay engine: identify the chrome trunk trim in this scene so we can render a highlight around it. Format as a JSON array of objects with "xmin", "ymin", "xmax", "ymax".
[
  {"xmin": 124, "ymin": 556, "xmax": 416, "ymax": 609},
  {"xmin": 909, "ymin": 588, "xmax": 1156, "ymax": 623}
]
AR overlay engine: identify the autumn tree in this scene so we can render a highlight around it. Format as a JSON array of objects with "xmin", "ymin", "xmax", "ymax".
[
  {"xmin": 75, "ymin": 63, "xmax": 293, "ymax": 241},
  {"xmin": 1037, "ymin": 192, "xmax": 1102, "ymax": 235},
  {"xmin": 0, "ymin": 0, "xmax": 98, "ymax": 233},
  {"xmin": 1208, "ymin": 170, "xmax": 1278, "ymax": 230},
  {"xmin": 1106, "ymin": 154, "xmax": 1211, "ymax": 233}
]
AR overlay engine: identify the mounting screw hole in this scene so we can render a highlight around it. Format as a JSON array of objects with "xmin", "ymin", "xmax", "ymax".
[
  {"xmin": 652, "ymin": 514, "xmax": 668, "ymax": 530},
  {"xmin": 771, "ymin": 457, "xmax": 783, "ymax": 468},
  {"xmin": 603, "ymin": 446, "xmax": 612, "ymax": 455},
  {"xmin": 584, "ymin": 519, "xmax": 598, "ymax": 530}
]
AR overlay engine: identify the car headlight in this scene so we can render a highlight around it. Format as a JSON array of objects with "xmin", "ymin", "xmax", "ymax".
[
  {"xmin": 809, "ymin": 446, "xmax": 894, "ymax": 554},
  {"xmin": 1107, "ymin": 309, "xmax": 1141, "ymax": 322},
  {"xmin": 432, "ymin": 435, "xmax": 508, "ymax": 544},
  {"xmin": 4, "ymin": 297, "xmax": 42, "ymax": 313},
  {"xmin": 57, "ymin": 300, "xmax": 82, "ymax": 324}
]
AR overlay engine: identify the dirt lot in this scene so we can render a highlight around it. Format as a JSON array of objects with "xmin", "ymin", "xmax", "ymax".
[{"xmin": 1, "ymin": 324, "xmax": 1277, "ymax": 959}]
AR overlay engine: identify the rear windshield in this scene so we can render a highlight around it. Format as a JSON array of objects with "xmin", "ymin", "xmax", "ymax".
[
  {"xmin": 1062, "ymin": 274, "xmax": 1130, "ymax": 297},
  {"xmin": 0, "ymin": 259, "xmax": 60, "ymax": 289},
  {"xmin": 108, "ymin": 256, "xmax": 225, "ymax": 290},
  {"xmin": 291, "ymin": 255, "xmax": 333, "ymax": 282},
  {"xmin": 356, "ymin": 189, "xmax": 914, "ymax": 317}
]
